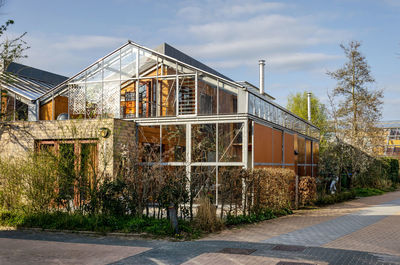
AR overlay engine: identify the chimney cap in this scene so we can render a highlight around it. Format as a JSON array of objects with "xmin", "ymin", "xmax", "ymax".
[{"xmin": 259, "ymin": 59, "xmax": 265, "ymax": 64}]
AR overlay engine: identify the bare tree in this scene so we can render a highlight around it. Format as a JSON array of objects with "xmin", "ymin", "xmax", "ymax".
[{"xmin": 327, "ymin": 41, "xmax": 383, "ymax": 153}]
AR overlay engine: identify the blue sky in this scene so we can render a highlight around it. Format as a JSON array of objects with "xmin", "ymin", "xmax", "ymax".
[{"xmin": 2, "ymin": 0, "xmax": 399, "ymax": 120}]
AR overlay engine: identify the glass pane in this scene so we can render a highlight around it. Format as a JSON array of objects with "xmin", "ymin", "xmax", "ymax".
[
  {"xmin": 120, "ymin": 45, "xmax": 137, "ymax": 80},
  {"xmin": 138, "ymin": 126, "xmax": 161, "ymax": 162},
  {"xmin": 102, "ymin": 81, "xmax": 120, "ymax": 118},
  {"xmin": 86, "ymin": 62, "xmax": 102, "ymax": 83},
  {"xmin": 15, "ymin": 97, "xmax": 28, "ymax": 121},
  {"xmin": 138, "ymin": 78, "xmax": 157, "ymax": 117},
  {"xmin": 103, "ymin": 51, "xmax": 121, "ymax": 82},
  {"xmin": 248, "ymin": 94, "xmax": 254, "ymax": 115},
  {"xmin": 219, "ymin": 82, "xmax": 238, "ymax": 114},
  {"xmin": 178, "ymin": 76, "xmax": 195, "ymax": 115},
  {"xmin": 191, "ymin": 166, "xmax": 216, "ymax": 203},
  {"xmin": 162, "ymin": 124, "xmax": 186, "ymax": 162},
  {"xmin": 160, "ymin": 77, "xmax": 176, "ymax": 116},
  {"xmin": 85, "ymin": 82, "xmax": 102, "ymax": 118},
  {"xmin": 198, "ymin": 76, "xmax": 217, "ymax": 115},
  {"xmin": 120, "ymin": 80, "xmax": 136, "ymax": 119},
  {"xmin": 192, "ymin": 123, "xmax": 216, "ymax": 162},
  {"xmin": 138, "ymin": 49, "xmax": 157, "ymax": 77},
  {"xmin": 218, "ymin": 123, "xmax": 243, "ymax": 162},
  {"xmin": 68, "ymin": 84, "xmax": 85, "ymax": 118}
]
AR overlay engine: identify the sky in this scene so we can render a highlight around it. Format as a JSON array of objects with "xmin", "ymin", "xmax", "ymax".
[{"xmin": 1, "ymin": 0, "xmax": 399, "ymax": 120}]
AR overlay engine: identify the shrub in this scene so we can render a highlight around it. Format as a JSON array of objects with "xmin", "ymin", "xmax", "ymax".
[
  {"xmin": 315, "ymin": 190, "xmax": 356, "ymax": 206},
  {"xmin": 252, "ymin": 168, "xmax": 294, "ymax": 212},
  {"xmin": 195, "ymin": 196, "xmax": 222, "ymax": 232},
  {"xmin": 353, "ymin": 187, "xmax": 384, "ymax": 197},
  {"xmin": 299, "ymin": 176, "xmax": 317, "ymax": 206}
]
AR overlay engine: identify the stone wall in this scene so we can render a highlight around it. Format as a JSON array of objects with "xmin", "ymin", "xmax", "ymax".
[{"xmin": 0, "ymin": 118, "xmax": 136, "ymax": 177}]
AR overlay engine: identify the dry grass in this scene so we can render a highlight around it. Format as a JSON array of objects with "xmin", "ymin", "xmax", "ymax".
[{"xmin": 195, "ymin": 196, "xmax": 222, "ymax": 232}]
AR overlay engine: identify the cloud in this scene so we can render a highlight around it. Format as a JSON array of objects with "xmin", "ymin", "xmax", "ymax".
[
  {"xmin": 177, "ymin": 0, "xmax": 288, "ymax": 22},
  {"xmin": 169, "ymin": 2, "xmax": 349, "ymax": 74},
  {"xmin": 15, "ymin": 33, "xmax": 126, "ymax": 76}
]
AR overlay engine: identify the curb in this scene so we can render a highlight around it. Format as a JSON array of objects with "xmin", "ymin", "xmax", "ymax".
[{"xmin": 18, "ymin": 227, "xmax": 148, "ymax": 238}]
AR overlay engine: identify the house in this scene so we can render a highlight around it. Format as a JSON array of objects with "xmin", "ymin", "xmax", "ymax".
[
  {"xmin": 377, "ymin": 120, "xmax": 400, "ymax": 160},
  {"xmin": 0, "ymin": 40, "xmax": 320, "ymax": 202}
]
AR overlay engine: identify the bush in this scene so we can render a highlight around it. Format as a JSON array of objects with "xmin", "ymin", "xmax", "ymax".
[
  {"xmin": 251, "ymin": 168, "xmax": 294, "ymax": 212},
  {"xmin": 315, "ymin": 190, "xmax": 356, "ymax": 206},
  {"xmin": 299, "ymin": 176, "xmax": 317, "ymax": 206},
  {"xmin": 0, "ymin": 210, "xmax": 201, "ymax": 238},
  {"xmin": 195, "ymin": 196, "xmax": 222, "ymax": 232},
  {"xmin": 353, "ymin": 187, "xmax": 384, "ymax": 197}
]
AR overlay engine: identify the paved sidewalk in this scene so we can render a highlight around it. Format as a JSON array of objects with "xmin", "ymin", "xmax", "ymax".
[
  {"xmin": 0, "ymin": 191, "xmax": 399, "ymax": 264},
  {"xmin": 202, "ymin": 191, "xmax": 400, "ymax": 255}
]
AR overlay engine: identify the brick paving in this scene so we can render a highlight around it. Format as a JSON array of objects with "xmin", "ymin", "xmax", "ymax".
[
  {"xmin": 324, "ymin": 211, "xmax": 400, "ymax": 256},
  {"xmin": 182, "ymin": 253, "xmax": 327, "ymax": 265},
  {"xmin": 262, "ymin": 198, "xmax": 400, "ymax": 246},
  {"xmin": 0, "ymin": 191, "xmax": 400, "ymax": 264},
  {"xmin": 202, "ymin": 191, "xmax": 400, "ymax": 246}
]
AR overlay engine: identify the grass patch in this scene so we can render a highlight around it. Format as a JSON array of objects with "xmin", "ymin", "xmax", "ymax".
[
  {"xmin": 0, "ymin": 211, "xmax": 202, "ymax": 239},
  {"xmin": 225, "ymin": 208, "xmax": 292, "ymax": 226},
  {"xmin": 315, "ymin": 190, "xmax": 357, "ymax": 206},
  {"xmin": 354, "ymin": 187, "xmax": 385, "ymax": 197}
]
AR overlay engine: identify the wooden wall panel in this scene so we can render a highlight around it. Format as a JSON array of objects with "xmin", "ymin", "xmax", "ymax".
[
  {"xmin": 254, "ymin": 123, "xmax": 273, "ymax": 163},
  {"xmin": 138, "ymin": 126, "xmax": 160, "ymax": 144},
  {"xmin": 272, "ymin": 129, "xmax": 283, "ymax": 164},
  {"xmin": 39, "ymin": 96, "xmax": 68, "ymax": 120},
  {"xmin": 297, "ymin": 136, "xmax": 306, "ymax": 165},
  {"xmin": 39, "ymin": 101, "xmax": 52, "ymax": 120},
  {"xmin": 313, "ymin": 141, "xmax": 319, "ymax": 164},
  {"xmin": 284, "ymin": 132, "xmax": 294, "ymax": 165},
  {"xmin": 306, "ymin": 139, "xmax": 312, "ymax": 164}
]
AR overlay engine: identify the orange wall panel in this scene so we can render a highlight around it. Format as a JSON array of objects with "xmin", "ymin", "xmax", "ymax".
[
  {"xmin": 254, "ymin": 123, "xmax": 273, "ymax": 164},
  {"xmin": 284, "ymin": 132, "xmax": 294, "ymax": 165},
  {"xmin": 40, "ymin": 96, "xmax": 68, "ymax": 120},
  {"xmin": 306, "ymin": 139, "xmax": 312, "ymax": 164},
  {"xmin": 272, "ymin": 129, "xmax": 283, "ymax": 164}
]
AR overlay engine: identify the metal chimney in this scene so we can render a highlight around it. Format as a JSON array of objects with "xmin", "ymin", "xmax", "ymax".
[
  {"xmin": 259, "ymin": 60, "xmax": 265, "ymax": 95},
  {"xmin": 307, "ymin": 92, "xmax": 312, "ymax": 122}
]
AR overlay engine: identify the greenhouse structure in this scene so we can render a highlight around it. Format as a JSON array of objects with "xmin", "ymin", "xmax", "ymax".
[{"xmin": 0, "ymin": 40, "xmax": 320, "ymax": 204}]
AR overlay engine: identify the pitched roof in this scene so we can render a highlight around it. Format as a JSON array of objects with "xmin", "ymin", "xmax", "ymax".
[
  {"xmin": 1, "ymin": 62, "xmax": 68, "ymax": 101},
  {"xmin": 155, "ymin": 43, "xmax": 233, "ymax": 81}
]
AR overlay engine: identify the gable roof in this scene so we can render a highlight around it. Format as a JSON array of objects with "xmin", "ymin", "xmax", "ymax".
[
  {"xmin": 6, "ymin": 62, "xmax": 68, "ymax": 86},
  {"xmin": 1, "ymin": 62, "xmax": 68, "ymax": 101},
  {"xmin": 155, "ymin": 43, "xmax": 233, "ymax": 82}
]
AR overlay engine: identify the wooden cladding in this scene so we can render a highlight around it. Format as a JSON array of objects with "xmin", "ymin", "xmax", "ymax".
[
  {"xmin": 39, "ymin": 96, "xmax": 68, "ymax": 120},
  {"xmin": 253, "ymin": 122, "xmax": 318, "ymax": 176}
]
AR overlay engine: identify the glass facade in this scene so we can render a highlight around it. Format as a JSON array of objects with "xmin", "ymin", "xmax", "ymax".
[
  {"xmin": 64, "ymin": 43, "xmax": 241, "ymax": 120},
  {"xmin": 248, "ymin": 93, "xmax": 319, "ymax": 138}
]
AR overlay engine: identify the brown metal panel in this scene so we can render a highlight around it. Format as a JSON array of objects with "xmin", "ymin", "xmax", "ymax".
[
  {"xmin": 294, "ymin": 134, "xmax": 298, "ymax": 175},
  {"xmin": 298, "ymin": 165, "xmax": 306, "ymax": 176},
  {"xmin": 284, "ymin": 132, "xmax": 294, "ymax": 165},
  {"xmin": 306, "ymin": 139, "xmax": 312, "ymax": 164},
  {"xmin": 273, "ymin": 129, "xmax": 283, "ymax": 164},
  {"xmin": 297, "ymin": 136, "xmax": 305, "ymax": 165},
  {"xmin": 313, "ymin": 142, "xmax": 319, "ymax": 164},
  {"xmin": 39, "ymin": 100, "xmax": 52, "ymax": 120},
  {"xmin": 306, "ymin": 166, "xmax": 312, "ymax": 176},
  {"xmin": 254, "ymin": 123, "xmax": 273, "ymax": 163},
  {"xmin": 138, "ymin": 126, "xmax": 160, "ymax": 144}
]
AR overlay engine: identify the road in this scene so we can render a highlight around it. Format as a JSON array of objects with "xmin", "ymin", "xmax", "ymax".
[{"xmin": 1, "ymin": 191, "xmax": 400, "ymax": 264}]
